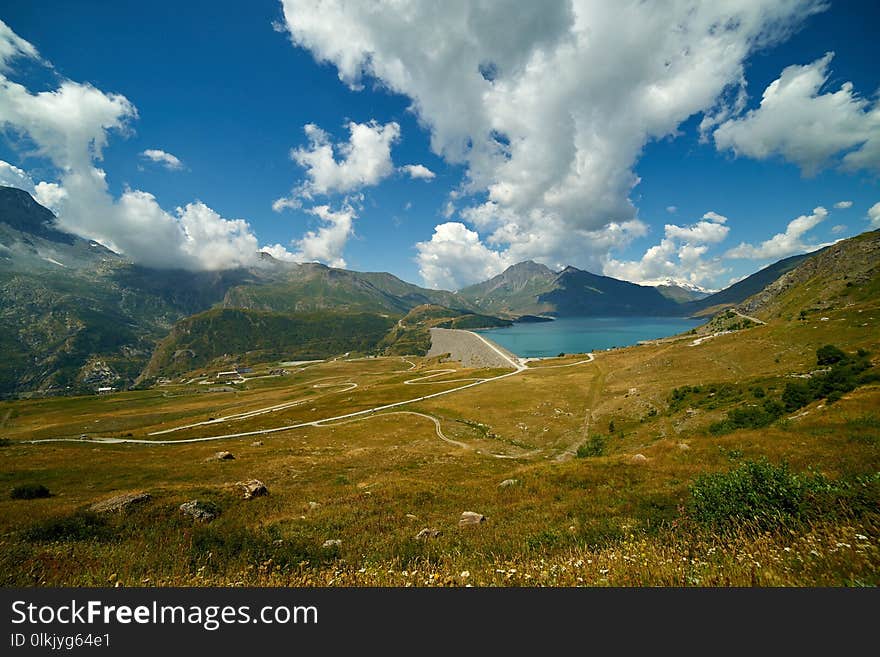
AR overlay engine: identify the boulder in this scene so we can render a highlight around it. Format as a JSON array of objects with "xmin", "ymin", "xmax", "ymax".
[
  {"xmin": 499, "ymin": 479, "xmax": 519, "ymax": 488},
  {"xmin": 179, "ymin": 500, "xmax": 219, "ymax": 522},
  {"xmin": 307, "ymin": 501, "xmax": 321, "ymax": 511},
  {"xmin": 630, "ymin": 453, "xmax": 648, "ymax": 464},
  {"xmin": 206, "ymin": 451, "xmax": 235, "ymax": 462},
  {"xmin": 89, "ymin": 491, "xmax": 151, "ymax": 513},
  {"xmin": 234, "ymin": 479, "xmax": 268, "ymax": 499},
  {"xmin": 459, "ymin": 511, "xmax": 486, "ymax": 527},
  {"xmin": 251, "ymin": 441, "xmax": 264, "ymax": 447},
  {"xmin": 322, "ymin": 539, "xmax": 342, "ymax": 548},
  {"xmin": 677, "ymin": 443, "xmax": 690, "ymax": 451},
  {"xmin": 405, "ymin": 513, "xmax": 419, "ymax": 521},
  {"xmin": 415, "ymin": 528, "xmax": 441, "ymax": 540}
]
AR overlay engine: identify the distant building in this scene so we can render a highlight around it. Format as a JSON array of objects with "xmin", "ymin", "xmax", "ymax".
[
  {"xmin": 216, "ymin": 371, "xmax": 242, "ymax": 380},
  {"xmin": 96, "ymin": 386, "xmax": 115, "ymax": 394},
  {"xmin": 236, "ymin": 367, "xmax": 253, "ymax": 374}
]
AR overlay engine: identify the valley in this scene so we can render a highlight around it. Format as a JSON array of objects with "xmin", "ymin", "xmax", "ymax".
[
  {"xmin": 1, "ymin": 267, "xmax": 877, "ymax": 586},
  {"xmin": 0, "ymin": 187, "xmax": 878, "ymax": 588}
]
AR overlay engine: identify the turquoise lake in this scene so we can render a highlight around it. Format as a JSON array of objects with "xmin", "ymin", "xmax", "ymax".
[{"xmin": 475, "ymin": 316, "xmax": 704, "ymax": 358}]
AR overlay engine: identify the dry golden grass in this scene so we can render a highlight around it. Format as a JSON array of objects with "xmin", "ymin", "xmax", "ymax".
[{"xmin": 1, "ymin": 299, "xmax": 878, "ymax": 587}]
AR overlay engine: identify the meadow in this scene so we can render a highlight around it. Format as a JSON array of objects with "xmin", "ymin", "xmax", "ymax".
[{"xmin": 0, "ymin": 301, "xmax": 877, "ymax": 586}]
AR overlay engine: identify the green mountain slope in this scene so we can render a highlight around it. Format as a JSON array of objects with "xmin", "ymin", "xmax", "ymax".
[
  {"xmin": 457, "ymin": 261, "xmax": 557, "ymax": 317},
  {"xmin": 140, "ymin": 308, "xmax": 396, "ymax": 379},
  {"xmin": 540, "ymin": 267, "xmax": 680, "ymax": 316},
  {"xmin": 460, "ymin": 261, "xmax": 684, "ymax": 317},
  {"xmin": 0, "ymin": 187, "xmax": 260, "ymax": 395},
  {"xmin": 0, "ymin": 188, "xmax": 481, "ymax": 396},
  {"xmin": 736, "ymin": 229, "xmax": 879, "ymax": 321},
  {"xmin": 682, "ymin": 251, "xmax": 816, "ymax": 316},
  {"xmin": 379, "ymin": 304, "xmax": 512, "ymax": 355},
  {"xmin": 222, "ymin": 263, "xmax": 477, "ymax": 315}
]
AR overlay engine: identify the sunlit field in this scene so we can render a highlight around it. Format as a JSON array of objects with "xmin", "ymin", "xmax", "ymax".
[{"xmin": 1, "ymin": 293, "xmax": 877, "ymax": 587}]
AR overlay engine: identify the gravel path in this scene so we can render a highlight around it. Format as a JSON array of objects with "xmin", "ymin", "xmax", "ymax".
[{"xmin": 427, "ymin": 328, "xmax": 520, "ymax": 369}]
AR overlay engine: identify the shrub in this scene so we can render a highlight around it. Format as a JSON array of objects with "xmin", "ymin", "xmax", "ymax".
[
  {"xmin": 782, "ymin": 381, "xmax": 813, "ymax": 412},
  {"xmin": 10, "ymin": 484, "xmax": 50, "ymax": 500},
  {"xmin": 23, "ymin": 512, "xmax": 113, "ymax": 542},
  {"xmin": 688, "ymin": 461, "xmax": 880, "ymax": 533},
  {"xmin": 0, "ymin": 438, "xmax": 11, "ymax": 448},
  {"xmin": 576, "ymin": 435, "xmax": 606, "ymax": 458},
  {"xmin": 709, "ymin": 398, "xmax": 784, "ymax": 434},
  {"xmin": 816, "ymin": 345, "xmax": 848, "ymax": 366},
  {"xmin": 688, "ymin": 460, "xmax": 807, "ymax": 532}
]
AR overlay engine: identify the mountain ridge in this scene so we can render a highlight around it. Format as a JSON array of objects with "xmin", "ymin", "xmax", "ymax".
[{"xmin": 2, "ymin": 185, "xmax": 872, "ymax": 396}]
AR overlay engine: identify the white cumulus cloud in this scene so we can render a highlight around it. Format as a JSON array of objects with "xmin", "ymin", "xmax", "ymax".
[
  {"xmin": 263, "ymin": 203, "xmax": 358, "ymax": 269},
  {"xmin": 0, "ymin": 20, "xmax": 260, "ymax": 270},
  {"xmin": 702, "ymin": 211, "xmax": 729, "ymax": 224},
  {"xmin": 834, "ymin": 200, "xmax": 853, "ymax": 209},
  {"xmin": 0, "ymin": 159, "xmax": 34, "ymax": 190},
  {"xmin": 415, "ymin": 222, "xmax": 512, "ymax": 290},
  {"xmin": 713, "ymin": 53, "xmax": 880, "ymax": 175},
  {"xmin": 401, "ymin": 164, "xmax": 435, "ymax": 180},
  {"xmin": 274, "ymin": 120, "xmax": 401, "ymax": 209},
  {"xmin": 726, "ymin": 206, "xmax": 828, "ymax": 259},
  {"xmin": 0, "ymin": 159, "xmax": 67, "ymax": 211},
  {"xmin": 868, "ymin": 202, "xmax": 880, "ymax": 228},
  {"xmin": 280, "ymin": 0, "xmax": 825, "ymax": 284},
  {"xmin": 0, "ymin": 19, "xmax": 41, "ymax": 72},
  {"xmin": 294, "ymin": 203, "xmax": 356, "ymax": 268},
  {"xmin": 604, "ymin": 216, "xmax": 731, "ymax": 287},
  {"xmin": 141, "ymin": 148, "xmax": 184, "ymax": 170}
]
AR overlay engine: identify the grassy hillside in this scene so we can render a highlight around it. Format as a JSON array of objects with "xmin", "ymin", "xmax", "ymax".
[
  {"xmin": 458, "ymin": 261, "xmax": 558, "ymax": 317},
  {"xmin": 0, "ymin": 230, "xmax": 876, "ymax": 585},
  {"xmin": 460, "ymin": 261, "xmax": 682, "ymax": 317},
  {"xmin": 737, "ymin": 229, "xmax": 879, "ymax": 322},
  {"xmin": 222, "ymin": 264, "xmax": 476, "ymax": 315},
  {"xmin": 141, "ymin": 308, "xmax": 396, "ymax": 379},
  {"xmin": 380, "ymin": 304, "xmax": 511, "ymax": 355},
  {"xmin": 684, "ymin": 251, "xmax": 814, "ymax": 317},
  {"xmin": 539, "ymin": 267, "xmax": 680, "ymax": 316}
]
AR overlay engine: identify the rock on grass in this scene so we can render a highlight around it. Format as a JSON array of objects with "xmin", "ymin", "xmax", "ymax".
[
  {"xmin": 206, "ymin": 451, "xmax": 235, "ymax": 462},
  {"xmin": 89, "ymin": 491, "xmax": 151, "ymax": 513},
  {"xmin": 459, "ymin": 511, "xmax": 486, "ymax": 527},
  {"xmin": 179, "ymin": 500, "xmax": 220, "ymax": 522},
  {"xmin": 233, "ymin": 479, "xmax": 268, "ymax": 499}
]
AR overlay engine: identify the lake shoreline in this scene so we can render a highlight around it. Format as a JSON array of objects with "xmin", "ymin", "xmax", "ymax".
[{"xmin": 475, "ymin": 315, "xmax": 704, "ymax": 358}]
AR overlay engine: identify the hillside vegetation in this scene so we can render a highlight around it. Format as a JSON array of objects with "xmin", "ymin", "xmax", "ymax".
[
  {"xmin": 141, "ymin": 308, "xmax": 396, "ymax": 380},
  {"xmin": 221, "ymin": 264, "xmax": 474, "ymax": 315},
  {"xmin": 0, "ymin": 228, "xmax": 876, "ymax": 587},
  {"xmin": 380, "ymin": 304, "xmax": 511, "ymax": 355},
  {"xmin": 4, "ymin": 186, "xmax": 839, "ymax": 398}
]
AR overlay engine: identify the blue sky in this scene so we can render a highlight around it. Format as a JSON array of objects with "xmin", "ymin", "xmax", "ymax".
[{"xmin": 0, "ymin": 0, "xmax": 878, "ymax": 291}]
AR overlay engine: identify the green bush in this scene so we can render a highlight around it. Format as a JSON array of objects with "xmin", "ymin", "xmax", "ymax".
[
  {"xmin": 10, "ymin": 484, "xmax": 50, "ymax": 500},
  {"xmin": 709, "ymin": 398, "xmax": 784, "ymax": 434},
  {"xmin": 23, "ymin": 512, "xmax": 113, "ymax": 542},
  {"xmin": 189, "ymin": 524, "xmax": 334, "ymax": 573},
  {"xmin": 688, "ymin": 461, "xmax": 880, "ymax": 533},
  {"xmin": 782, "ymin": 381, "xmax": 813, "ymax": 412},
  {"xmin": 576, "ymin": 435, "xmax": 606, "ymax": 458},
  {"xmin": 688, "ymin": 460, "xmax": 808, "ymax": 531},
  {"xmin": 715, "ymin": 346, "xmax": 875, "ymax": 432},
  {"xmin": 816, "ymin": 344, "xmax": 848, "ymax": 366}
]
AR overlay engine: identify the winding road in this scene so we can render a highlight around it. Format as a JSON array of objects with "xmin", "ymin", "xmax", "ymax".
[{"xmin": 28, "ymin": 331, "xmax": 593, "ymax": 454}]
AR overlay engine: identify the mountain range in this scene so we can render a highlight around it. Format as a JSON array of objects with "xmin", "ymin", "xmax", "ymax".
[{"xmin": 1, "ymin": 185, "xmax": 873, "ymax": 396}]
